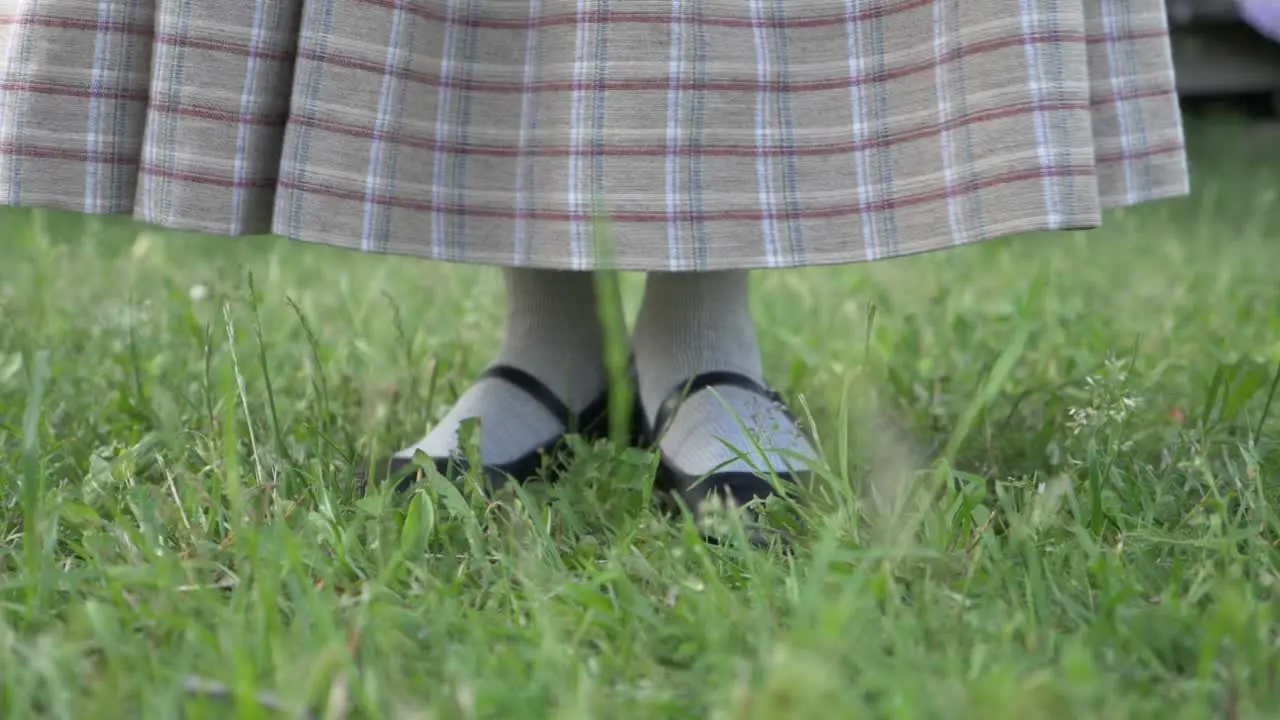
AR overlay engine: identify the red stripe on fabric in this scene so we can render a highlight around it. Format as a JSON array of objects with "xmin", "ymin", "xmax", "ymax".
[
  {"xmin": 0, "ymin": 92, "xmax": 1177, "ymax": 166},
  {"xmin": 0, "ymin": 17, "xmax": 292, "ymax": 61},
  {"xmin": 1, "ymin": 12, "xmax": 1167, "ymax": 75},
  {"xmin": 293, "ymin": 99, "xmax": 1092, "ymax": 158},
  {"xmin": 301, "ymin": 31, "xmax": 1101, "ymax": 94},
  {"xmin": 0, "ymin": 146, "xmax": 276, "ymax": 189},
  {"xmin": 0, "ymin": 16, "xmax": 150, "ymax": 34},
  {"xmin": 0, "ymin": 144, "xmax": 1183, "ymax": 213},
  {"xmin": 1, "ymin": 7, "xmax": 1170, "ymax": 39},
  {"xmin": 1091, "ymin": 87, "xmax": 1179, "ymax": 106},
  {"xmin": 274, "ymin": 163, "xmax": 1116, "ymax": 223},
  {"xmin": 155, "ymin": 34, "xmax": 294, "ymax": 62},
  {"xmin": 1095, "ymin": 143, "xmax": 1186, "ymax": 164},
  {"xmin": 0, "ymin": 83, "xmax": 1171, "ymax": 143},
  {"xmin": 0, "ymin": 141, "xmax": 1181, "ymax": 190},
  {"xmin": 148, "ymin": 102, "xmax": 287, "ymax": 127},
  {"xmin": 138, "ymin": 165, "xmax": 275, "ymax": 189},
  {"xmin": 349, "ymin": 0, "xmax": 937, "ymax": 30},
  {"xmin": 0, "ymin": 146, "xmax": 272, "ymax": 192},
  {"xmin": 0, "ymin": 81, "xmax": 147, "ymax": 101},
  {"xmin": 0, "ymin": 143, "xmax": 136, "ymax": 163},
  {"xmin": 0, "ymin": 7, "xmax": 1171, "ymax": 38},
  {"xmin": 288, "ymin": 88, "xmax": 1174, "ymax": 158},
  {"xmin": 352, "ymin": 0, "xmax": 1171, "ymax": 44},
  {"xmin": 0, "ymin": 82, "xmax": 296, "ymax": 122},
  {"xmin": 1085, "ymin": 28, "xmax": 1168, "ymax": 43}
]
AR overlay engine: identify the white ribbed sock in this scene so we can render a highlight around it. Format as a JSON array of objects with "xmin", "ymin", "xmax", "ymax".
[
  {"xmin": 632, "ymin": 271, "xmax": 814, "ymax": 477},
  {"xmin": 395, "ymin": 268, "xmax": 607, "ymax": 465}
]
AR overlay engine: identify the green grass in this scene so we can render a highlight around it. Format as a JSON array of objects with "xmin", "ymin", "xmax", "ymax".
[{"xmin": 1, "ymin": 118, "xmax": 1279, "ymax": 719}]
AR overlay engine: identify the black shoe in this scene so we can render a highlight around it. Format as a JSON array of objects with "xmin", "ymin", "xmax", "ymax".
[
  {"xmin": 640, "ymin": 370, "xmax": 803, "ymax": 547},
  {"xmin": 361, "ymin": 363, "xmax": 630, "ymax": 495}
]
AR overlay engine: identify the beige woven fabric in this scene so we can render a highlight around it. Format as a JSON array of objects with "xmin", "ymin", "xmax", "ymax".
[{"xmin": 1, "ymin": 0, "xmax": 1188, "ymax": 271}]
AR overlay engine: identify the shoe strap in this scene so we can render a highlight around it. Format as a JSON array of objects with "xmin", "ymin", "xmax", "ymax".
[
  {"xmin": 651, "ymin": 370, "xmax": 783, "ymax": 443},
  {"xmin": 481, "ymin": 360, "xmax": 640, "ymax": 436},
  {"xmin": 480, "ymin": 364, "xmax": 575, "ymax": 430}
]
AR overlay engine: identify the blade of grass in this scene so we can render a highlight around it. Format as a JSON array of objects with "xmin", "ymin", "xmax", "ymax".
[
  {"xmin": 590, "ymin": 203, "xmax": 635, "ymax": 448},
  {"xmin": 19, "ymin": 349, "xmax": 50, "ymax": 622}
]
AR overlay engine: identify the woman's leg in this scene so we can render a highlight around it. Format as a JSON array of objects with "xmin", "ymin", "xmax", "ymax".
[
  {"xmin": 632, "ymin": 271, "xmax": 814, "ymax": 479},
  {"xmin": 393, "ymin": 268, "xmax": 607, "ymax": 465}
]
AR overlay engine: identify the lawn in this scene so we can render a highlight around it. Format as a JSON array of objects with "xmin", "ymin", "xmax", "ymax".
[{"xmin": 1, "ymin": 117, "xmax": 1278, "ymax": 719}]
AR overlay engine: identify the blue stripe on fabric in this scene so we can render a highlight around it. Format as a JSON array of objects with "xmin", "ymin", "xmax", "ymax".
[
  {"xmin": 691, "ymin": 6, "xmax": 709, "ymax": 270},
  {"xmin": 286, "ymin": 0, "xmax": 336, "ymax": 236},
  {"xmin": 590, "ymin": 0, "xmax": 612, "ymax": 270},
  {"xmin": 1118, "ymin": 4, "xmax": 1153, "ymax": 194},
  {"xmin": 1047, "ymin": 0, "xmax": 1074, "ymax": 220},
  {"xmin": 869, "ymin": 8, "xmax": 900, "ymax": 255},
  {"xmin": 162, "ymin": 1, "xmax": 195, "ymax": 223},
  {"xmin": 954, "ymin": 2, "xmax": 987, "ymax": 239},
  {"xmin": 111, "ymin": 2, "xmax": 139, "ymax": 212},
  {"xmin": 231, "ymin": 0, "xmax": 270, "ymax": 229},
  {"xmin": 769, "ymin": 0, "xmax": 806, "ymax": 266},
  {"xmin": 86, "ymin": 0, "xmax": 112, "ymax": 212},
  {"xmin": 450, "ymin": 1, "xmax": 480, "ymax": 261},
  {"xmin": 360, "ymin": 3, "xmax": 406, "ymax": 252}
]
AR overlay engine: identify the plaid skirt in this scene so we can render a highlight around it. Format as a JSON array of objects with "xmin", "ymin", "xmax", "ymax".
[{"xmin": 0, "ymin": 0, "xmax": 1188, "ymax": 271}]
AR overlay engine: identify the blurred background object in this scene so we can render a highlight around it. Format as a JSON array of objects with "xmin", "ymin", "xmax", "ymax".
[
  {"xmin": 1236, "ymin": 0, "xmax": 1280, "ymax": 41},
  {"xmin": 1167, "ymin": 0, "xmax": 1280, "ymax": 108}
]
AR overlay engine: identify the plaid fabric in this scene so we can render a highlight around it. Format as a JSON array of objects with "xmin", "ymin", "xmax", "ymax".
[{"xmin": 0, "ymin": 0, "xmax": 1188, "ymax": 271}]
